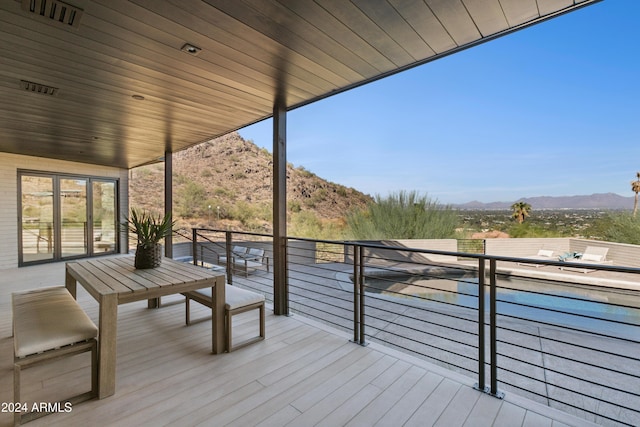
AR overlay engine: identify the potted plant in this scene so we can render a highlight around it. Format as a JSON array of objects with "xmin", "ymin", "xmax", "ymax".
[{"xmin": 125, "ymin": 208, "xmax": 175, "ymax": 269}]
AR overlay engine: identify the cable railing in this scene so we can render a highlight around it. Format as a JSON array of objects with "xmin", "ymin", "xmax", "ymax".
[
  {"xmin": 188, "ymin": 228, "xmax": 275, "ymax": 304},
  {"xmin": 182, "ymin": 229, "xmax": 640, "ymax": 427}
]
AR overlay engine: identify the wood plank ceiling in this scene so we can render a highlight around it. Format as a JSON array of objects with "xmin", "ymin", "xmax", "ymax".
[{"xmin": 0, "ymin": 0, "xmax": 600, "ymax": 169}]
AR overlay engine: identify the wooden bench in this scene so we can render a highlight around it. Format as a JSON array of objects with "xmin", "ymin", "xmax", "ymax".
[
  {"xmin": 12, "ymin": 286, "xmax": 98, "ymax": 425},
  {"xmin": 184, "ymin": 285, "xmax": 265, "ymax": 352}
]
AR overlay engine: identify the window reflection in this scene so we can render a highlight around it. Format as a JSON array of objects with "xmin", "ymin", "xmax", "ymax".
[{"xmin": 19, "ymin": 173, "xmax": 118, "ymax": 265}]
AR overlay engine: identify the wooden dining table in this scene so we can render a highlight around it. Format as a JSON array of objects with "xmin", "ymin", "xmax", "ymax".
[{"xmin": 65, "ymin": 256, "xmax": 225, "ymax": 398}]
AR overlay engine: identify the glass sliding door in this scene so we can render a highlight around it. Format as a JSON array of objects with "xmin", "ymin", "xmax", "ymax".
[
  {"xmin": 60, "ymin": 178, "xmax": 88, "ymax": 258},
  {"xmin": 92, "ymin": 181, "xmax": 117, "ymax": 253},
  {"xmin": 20, "ymin": 175, "xmax": 55, "ymax": 263},
  {"xmin": 19, "ymin": 171, "xmax": 119, "ymax": 266}
]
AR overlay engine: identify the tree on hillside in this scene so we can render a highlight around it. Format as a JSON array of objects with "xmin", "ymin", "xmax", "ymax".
[
  {"xmin": 511, "ymin": 201, "xmax": 531, "ymax": 224},
  {"xmin": 631, "ymin": 172, "xmax": 640, "ymax": 216},
  {"xmin": 345, "ymin": 191, "xmax": 458, "ymax": 239}
]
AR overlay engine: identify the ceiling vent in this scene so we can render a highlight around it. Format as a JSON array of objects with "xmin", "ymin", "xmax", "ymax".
[
  {"xmin": 21, "ymin": 0, "xmax": 84, "ymax": 28},
  {"xmin": 21, "ymin": 80, "xmax": 59, "ymax": 96}
]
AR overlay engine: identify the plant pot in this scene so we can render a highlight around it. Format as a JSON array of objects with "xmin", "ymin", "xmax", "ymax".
[{"xmin": 135, "ymin": 243, "xmax": 162, "ymax": 269}]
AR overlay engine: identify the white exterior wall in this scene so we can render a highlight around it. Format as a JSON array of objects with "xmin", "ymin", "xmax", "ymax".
[
  {"xmin": 484, "ymin": 238, "xmax": 570, "ymax": 258},
  {"xmin": 569, "ymin": 238, "xmax": 640, "ymax": 268},
  {"xmin": 383, "ymin": 239, "xmax": 458, "ymax": 262},
  {"xmin": 0, "ymin": 153, "xmax": 128, "ymax": 269}
]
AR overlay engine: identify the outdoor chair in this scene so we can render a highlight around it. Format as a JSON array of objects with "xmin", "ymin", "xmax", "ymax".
[
  {"xmin": 560, "ymin": 246, "xmax": 612, "ymax": 273},
  {"xmin": 184, "ymin": 284, "xmax": 265, "ymax": 352},
  {"xmin": 517, "ymin": 249, "xmax": 556, "ymax": 268},
  {"xmin": 219, "ymin": 246, "xmax": 270, "ymax": 277},
  {"xmin": 218, "ymin": 245, "xmax": 248, "ymax": 264}
]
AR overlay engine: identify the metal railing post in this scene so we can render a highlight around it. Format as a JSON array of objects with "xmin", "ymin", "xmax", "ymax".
[
  {"xmin": 281, "ymin": 236, "xmax": 290, "ymax": 315},
  {"xmin": 475, "ymin": 257, "xmax": 486, "ymax": 393},
  {"xmin": 489, "ymin": 259, "xmax": 504, "ymax": 398},
  {"xmin": 358, "ymin": 245, "xmax": 367, "ymax": 346},
  {"xmin": 192, "ymin": 228, "xmax": 198, "ymax": 266},
  {"xmin": 225, "ymin": 231, "xmax": 233, "ymax": 286},
  {"xmin": 352, "ymin": 244, "xmax": 360, "ymax": 343}
]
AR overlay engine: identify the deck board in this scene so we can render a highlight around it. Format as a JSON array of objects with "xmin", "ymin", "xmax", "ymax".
[
  {"xmin": 377, "ymin": 372, "xmax": 448, "ymax": 426},
  {"xmin": 0, "ymin": 261, "xmax": 599, "ymax": 427}
]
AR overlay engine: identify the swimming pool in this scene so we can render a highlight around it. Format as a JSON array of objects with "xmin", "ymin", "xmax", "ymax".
[{"xmin": 363, "ymin": 274, "xmax": 640, "ymax": 340}]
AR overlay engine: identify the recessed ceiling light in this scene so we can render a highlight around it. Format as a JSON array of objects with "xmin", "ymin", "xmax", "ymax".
[
  {"xmin": 181, "ymin": 43, "xmax": 202, "ymax": 56},
  {"xmin": 132, "ymin": 94, "xmax": 145, "ymax": 100}
]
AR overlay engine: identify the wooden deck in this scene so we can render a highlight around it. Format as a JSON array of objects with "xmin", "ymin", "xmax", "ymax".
[{"xmin": 0, "ymin": 261, "xmax": 597, "ymax": 427}]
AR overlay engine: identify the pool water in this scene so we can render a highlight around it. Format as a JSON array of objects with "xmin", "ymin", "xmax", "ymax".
[{"xmin": 364, "ymin": 275, "xmax": 640, "ymax": 340}]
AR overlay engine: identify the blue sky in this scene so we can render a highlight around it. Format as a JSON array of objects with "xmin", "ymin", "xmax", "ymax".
[{"xmin": 239, "ymin": 0, "xmax": 639, "ymax": 205}]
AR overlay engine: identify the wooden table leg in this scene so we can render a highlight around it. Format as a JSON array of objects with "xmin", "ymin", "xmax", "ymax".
[
  {"xmin": 98, "ymin": 294, "xmax": 118, "ymax": 398},
  {"xmin": 65, "ymin": 267, "xmax": 77, "ymax": 299},
  {"xmin": 212, "ymin": 278, "xmax": 225, "ymax": 354}
]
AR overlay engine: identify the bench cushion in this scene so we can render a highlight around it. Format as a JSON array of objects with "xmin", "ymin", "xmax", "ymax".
[
  {"xmin": 191, "ymin": 284, "xmax": 265, "ymax": 310},
  {"xmin": 13, "ymin": 286, "xmax": 98, "ymax": 358}
]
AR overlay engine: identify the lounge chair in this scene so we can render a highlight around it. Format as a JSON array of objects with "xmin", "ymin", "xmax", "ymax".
[
  {"xmin": 560, "ymin": 246, "xmax": 612, "ymax": 273},
  {"xmin": 219, "ymin": 246, "xmax": 270, "ymax": 276},
  {"xmin": 518, "ymin": 249, "xmax": 556, "ymax": 268},
  {"xmin": 219, "ymin": 245, "xmax": 248, "ymax": 264}
]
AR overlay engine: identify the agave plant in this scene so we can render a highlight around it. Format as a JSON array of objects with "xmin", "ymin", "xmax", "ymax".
[{"xmin": 126, "ymin": 208, "xmax": 175, "ymax": 249}]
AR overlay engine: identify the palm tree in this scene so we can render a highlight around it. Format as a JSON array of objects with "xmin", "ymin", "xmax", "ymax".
[
  {"xmin": 511, "ymin": 201, "xmax": 531, "ymax": 224},
  {"xmin": 632, "ymin": 172, "xmax": 640, "ymax": 216}
]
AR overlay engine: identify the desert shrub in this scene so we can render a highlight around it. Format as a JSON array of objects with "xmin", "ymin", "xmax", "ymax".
[
  {"xmin": 230, "ymin": 201, "xmax": 269, "ymax": 227},
  {"xmin": 288, "ymin": 200, "xmax": 302, "ymax": 213},
  {"xmin": 229, "ymin": 201, "xmax": 253, "ymax": 224},
  {"xmin": 297, "ymin": 166, "xmax": 315, "ymax": 178},
  {"xmin": 310, "ymin": 188, "xmax": 328, "ymax": 205},
  {"xmin": 176, "ymin": 181, "xmax": 207, "ymax": 218},
  {"xmin": 213, "ymin": 187, "xmax": 234, "ymax": 198},
  {"xmin": 507, "ymin": 222, "xmax": 559, "ymax": 238},
  {"xmin": 255, "ymin": 202, "xmax": 272, "ymax": 222},
  {"xmin": 346, "ymin": 190, "xmax": 458, "ymax": 239},
  {"xmin": 586, "ymin": 212, "xmax": 640, "ymax": 244},
  {"xmin": 173, "ymin": 173, "xmax": 190, "ymax": 185},
  {"xmin": 134, "ymin": 167, "xmax": 153, "ymax": 178},
  {"xmin": 289, "ymin": 211, "xmax": 346, "ymax": 240}
]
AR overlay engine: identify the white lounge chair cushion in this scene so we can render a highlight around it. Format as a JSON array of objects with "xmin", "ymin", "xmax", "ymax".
[
  {"xmin": 232, "ymin": 246, "xmax": 248, "ymax": 255},
  {"xmin": 246, "ymin": 248, "xmax": 264, "ymax": 259},
  {"xmin": 220, "ymin": 246, "xmax": 251, "ymax": 263},
  {"xmin": 13, "ymin": 286, "xmax": 98, "ymax": 358},
  {"xmin": 581, "ymin": 253, "xmax": 603, "ymax": 262},
  {"xmin": 192, "ymin": 284, "xmax": 265, "ymax": 310},
  {"xmin": 537, "ymin": 249, "xmax": 554, "ymax": 257}
]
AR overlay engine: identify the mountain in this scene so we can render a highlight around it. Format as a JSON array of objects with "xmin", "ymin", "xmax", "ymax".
[
  {"xmin": 455, "ymin": 193, "xmax": 634, "ymax": 210},
  {"xmin": 130, "ymin": 132, "xmax": 634, "ymax": 231},
  {"xmin": 129, "ymin": 132, "xmax": 372, "ymax": 231}
]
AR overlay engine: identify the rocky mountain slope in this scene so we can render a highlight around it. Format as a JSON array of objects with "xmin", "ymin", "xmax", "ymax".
[{"xmin": 129, "ymin": 132, "xmax": 372, "ymax": 231}]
